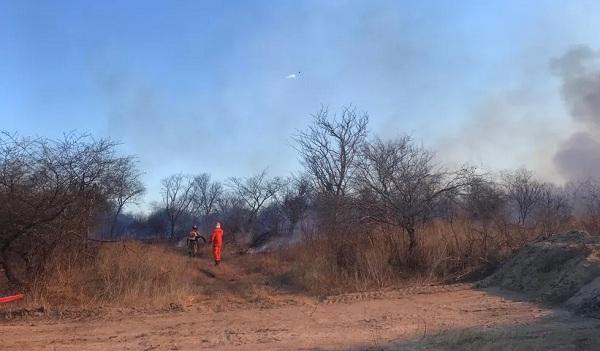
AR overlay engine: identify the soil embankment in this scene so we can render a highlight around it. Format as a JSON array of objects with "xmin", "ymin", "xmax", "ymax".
[{"xmin": 479, "ymin": 230, "xmax": 600, "ymax": 318}]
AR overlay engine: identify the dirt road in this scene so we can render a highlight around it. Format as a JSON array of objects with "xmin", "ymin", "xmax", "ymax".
[
  {"xmin": 3, "ymin": 282, "xmax": 600, "ymax": 350},
  {"xmin": 3, "ymin": 250, "xmax": 600, "ymax": 351}
]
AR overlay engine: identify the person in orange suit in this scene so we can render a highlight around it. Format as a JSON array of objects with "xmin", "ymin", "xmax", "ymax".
[{"xmin": 211, "ymin": 222, "xmax": 224, "ymax": 266}]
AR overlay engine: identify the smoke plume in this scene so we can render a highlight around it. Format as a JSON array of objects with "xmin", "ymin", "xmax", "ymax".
[{"xmin": 551, "ymin": 46, "xmax": 600, "ymax": 181}]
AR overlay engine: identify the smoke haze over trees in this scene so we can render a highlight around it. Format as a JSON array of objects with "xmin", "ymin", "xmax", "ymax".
[
  {"xmin": 8, "ymin": 2, "xmax": 600, "ymax": 207},
  {"xmin": 5, "ymin": 43, "xmax": 600, "ymax": 291}
]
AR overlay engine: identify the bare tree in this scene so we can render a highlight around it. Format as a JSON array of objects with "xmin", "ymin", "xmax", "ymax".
[
  {"xmin": 105, "ymin": 157, "xmax": 145, "ymax": 238},
  {"xmin": 294, "ymin": 106, "xmax": 368, "ymax": 197},
  {"xmin": 215, "ymin": 192, "xmax": 246, "ymax": 235},
  {"xmin": 161, "ymin": 174, "xmax": 195, "ymax": 239},
  {"xmin": 357, "ymin": 136, "xmax": 473, "ymax": 255},
  {"xmin": 571, "ymin": 179, "xmax": 600, "ymax": 233},
  {"xmin": 453, "ymin": 175, "xmax": 511, "ymax": 255},
  {"xmin": 503, "ymin": 169, "xmax": 544, "ymax": 226},
  {"xmin": 228, "ymin": 170, "xmax": 287, "ymax": 229},
  {"xmin": 461, "ymin": 175, "xmax": 506, "ymax": 222},
  {"xmin": 0, "ymin": 132, "xmax": 130, "ymax": 287},
  {"xmin": 191, "ymin": 173, "xmax": 223, "ymax": 217},
  {"xmin": 191, "ymin": 173, "xmax": 223, "ymax": 233},
  {"xmin": 281, "ymin": 176, "xmax": 312, "ymax": 234},
  {"xmin": 534, "ymin": 183, "xmax": 572, "ymax": 236}
]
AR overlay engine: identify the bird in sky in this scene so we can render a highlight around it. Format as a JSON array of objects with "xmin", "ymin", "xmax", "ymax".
[{"xmin": 285, "ymin": 71, "xmax": 301, "ymax": 79}]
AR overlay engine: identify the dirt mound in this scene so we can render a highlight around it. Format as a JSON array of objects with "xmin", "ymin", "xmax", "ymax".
[{"xmin": 478, "ymin": 230, "xmax": 600, "ymax": 317}]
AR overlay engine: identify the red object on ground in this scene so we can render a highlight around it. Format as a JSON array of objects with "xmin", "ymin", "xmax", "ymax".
[{"xmin": 0, "ymin": 293, "xmax": 24, "ymax": 304}]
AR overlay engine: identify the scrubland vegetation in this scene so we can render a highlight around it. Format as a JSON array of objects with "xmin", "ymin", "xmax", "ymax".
[
  {"xmin": 29, "ymin": 242, "xmax": 194, "ymax": 308},
  {"xmin": 2, "ymin": 106, "xmax": 600, "ymax": 307}
]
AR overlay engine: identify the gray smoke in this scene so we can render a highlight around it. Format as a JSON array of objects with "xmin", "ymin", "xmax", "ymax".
[{"xmin": 551, "ymin": 46, "xmax": 600, "ymax": 181}]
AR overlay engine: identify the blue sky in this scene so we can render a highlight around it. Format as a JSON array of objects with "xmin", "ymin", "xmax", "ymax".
[{"xmin": 2, "ymin": 1, "xmax": 600, "ymax": 208}]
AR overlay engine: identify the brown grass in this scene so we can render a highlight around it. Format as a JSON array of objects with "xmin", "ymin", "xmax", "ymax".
[
  {"xmin": 274, "ymin": 217, "xmax": 572, "ymax": 296},
  {"xmin": 1, "ymin": 240, "xmax": 297, "ymax": 314},
  {"xmin": 29, "ymin": 241, "xmax": 196, "ymax": 309},
  {"xmin": 1, "ymin": 216, "xmax": 577, "ymax": 310}
]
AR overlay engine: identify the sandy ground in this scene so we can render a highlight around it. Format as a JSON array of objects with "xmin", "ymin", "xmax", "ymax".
[
  {"xmin": 4, "ymin": 285, "xmax": 600, "ymax": 350},
  {"xmin": 3, "ymin": 254, "xmax": 600, "ymax": 350}
]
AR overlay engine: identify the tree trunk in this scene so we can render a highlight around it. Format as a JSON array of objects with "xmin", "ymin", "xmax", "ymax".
[
  {"xmin": 407, "ymin": 226, "xmax": 417, "ymax": 256},
  {"xmin": 404, "ymin": 226, "xmax": 419, "ymax": 269},
  {"xmin": 109, "ymin": 204, "xmax": 124, "ymax": 240},
  {"xmin": 170, "ymin": 221, "xmax": 176, "ymax": 240},
  {"xmin": 1, "ymin": 249, "xmax": 23, "ymax": 288}
]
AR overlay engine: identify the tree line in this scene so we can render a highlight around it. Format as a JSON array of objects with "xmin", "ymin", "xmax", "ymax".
[{"xmin": 2, "ymin": 106, "xmax": 600, "ymax": 288}]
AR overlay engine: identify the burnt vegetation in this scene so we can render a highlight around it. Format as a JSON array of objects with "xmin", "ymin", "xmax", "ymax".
[{"xmin": 2, "ymin": 106, "xmax": 600, "ymax": 297}]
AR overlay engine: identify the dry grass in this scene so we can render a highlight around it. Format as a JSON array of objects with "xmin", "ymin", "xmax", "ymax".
[
  {"xmin": 29, "ymin": 241, "xmax": 196, "ymax": 309},
  {"xmin": 1, "ymin": 216, "xmax": 576, "ymax": 310},
  {"xmin": 274, "ymin": 217, "xmax": 568, "ymax": 296},
  {"xmin": 2, "ymin": 240, "xmax": 300, "ymax": 314}
]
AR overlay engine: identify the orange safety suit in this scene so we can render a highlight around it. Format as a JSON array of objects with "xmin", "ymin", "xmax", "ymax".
[{"xmin": 211, "ymin": 227, "xmax": 224, "ymax": 263}]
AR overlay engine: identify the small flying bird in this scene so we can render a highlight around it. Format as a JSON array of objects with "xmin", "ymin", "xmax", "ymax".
[{"xmin": 285, "ymin": 71, "xmax": 301, "ymax": 79}]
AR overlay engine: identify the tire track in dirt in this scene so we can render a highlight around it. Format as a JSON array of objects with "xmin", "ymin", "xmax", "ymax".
[{"xmin": 322, "ymin": 283, "xmax": 471, "ymax": 304}]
